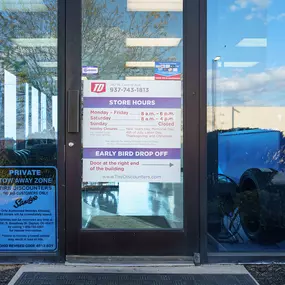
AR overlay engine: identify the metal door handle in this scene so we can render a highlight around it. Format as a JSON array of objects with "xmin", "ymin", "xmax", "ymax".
[{"xmin": 68, "ymin": 90, "xmax": 80, "ymax": 133}]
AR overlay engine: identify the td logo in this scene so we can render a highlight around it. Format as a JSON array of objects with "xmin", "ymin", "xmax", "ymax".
[{"xmin": 91, "ymin": 82, "xmax": 106, "ymax": 93}]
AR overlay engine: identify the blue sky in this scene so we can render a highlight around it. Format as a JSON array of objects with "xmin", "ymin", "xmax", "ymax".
[{"xmin": 208, "ymin": 0, "xmax": 285, "ymax": 106}]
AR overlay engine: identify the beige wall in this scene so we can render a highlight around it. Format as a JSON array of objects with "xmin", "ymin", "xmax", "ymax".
[{"xmin": 207, "ymin": 106, "xmax": 285, "ymax": 134}]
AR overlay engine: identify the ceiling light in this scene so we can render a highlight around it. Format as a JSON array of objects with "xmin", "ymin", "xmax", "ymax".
[
  {"xmin": 126, "ymin": 38, "xmax": 181, "ymax": 47},
  {"xmin": 127, "ymin": 0, "xmax": 182, "ymax": 11},
  {"xmin": 236, "ymin": 38, "xmax": 267, "ymax": 47},
  {"xmin": 53, "ymin": 76, "xmax": 87, "ymax": 81},
  {"xmin": 223, "ymin": 62, "xmax": 259, "ymax": 68},
  {"xmin": 126, "ymin": 61, "xmax": 155, "ymax": 68},
  {"xmin": 37, "ymin": 61, "xmax": 57, "ymax": 68},
  {"xmin": 12, "ymin": 38, "xmax": 57, "ymax": 47},
  {"xmin": 0, "ymin": 0, "xmax": 48, "ymax": 12},
  {"xmin": 125, "ymin": 76, "xmax": 155, "ymax": 80}
]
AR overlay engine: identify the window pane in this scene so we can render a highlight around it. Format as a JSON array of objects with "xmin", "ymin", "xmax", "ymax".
[
  {"xmin": 207, "ymin": 0, "xmax": 285, "ymax": 252},
  {"xmin": 81, "ymin": 0, "xmax": 183, "ymax": 229},
  {"xmin": 0, "ymin": 1, "xmax": 58, "ymax": 252}
]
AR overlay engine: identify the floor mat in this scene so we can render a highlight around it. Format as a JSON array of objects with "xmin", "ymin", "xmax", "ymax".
[
  {"xmin": 13, "ymin": 272, "xmax": 258, "ymax": 285},
  {"xmin": 86, "ymin": 215, "xmax": 171, "ymax": 229}
]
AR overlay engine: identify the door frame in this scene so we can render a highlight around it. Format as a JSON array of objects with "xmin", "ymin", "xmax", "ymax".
[{"xmin": 64, "ymin": 0, "xmax": 202, "ymax": 256}]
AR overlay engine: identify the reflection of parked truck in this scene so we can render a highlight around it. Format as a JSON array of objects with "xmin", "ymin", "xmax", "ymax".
[{"xmin": 208, "ymin": 129, "xmax": 285, "ymax": 244}]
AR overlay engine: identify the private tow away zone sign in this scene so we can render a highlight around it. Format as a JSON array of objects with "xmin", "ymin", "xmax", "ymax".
[{"xmin": 0, "ymin": 167, "xmax": 57, "ymax": 252}]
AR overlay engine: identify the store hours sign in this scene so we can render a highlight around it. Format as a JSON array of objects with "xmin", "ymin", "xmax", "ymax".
[
  {"xmin": 0, "ymin": 167, "xmax": 57, "ymax": 251},
  {"xmin": 83, "ymin": 80, "xmax": 182, "ymax": 183}
]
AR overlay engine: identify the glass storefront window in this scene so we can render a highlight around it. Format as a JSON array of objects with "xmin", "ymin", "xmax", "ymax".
[
  {"xmin": 0, "ymin": 1, "xmax": 58, "ymax": 252},
  {"xmin": 207, "ymin": 0, "xmax": 285, "ymax": 252}
]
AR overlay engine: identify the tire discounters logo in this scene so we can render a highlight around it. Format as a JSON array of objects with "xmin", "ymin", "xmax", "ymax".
[{"xmin": 91, "ymin": 82, "xmax": 106, "ymax": 93}]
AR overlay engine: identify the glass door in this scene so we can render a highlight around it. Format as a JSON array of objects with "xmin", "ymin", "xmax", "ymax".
[{"xmin": 65, "ymin": 0, "xmax": 200, "ymax": 256}]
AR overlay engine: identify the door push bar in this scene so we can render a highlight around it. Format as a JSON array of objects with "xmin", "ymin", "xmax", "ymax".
[{"xmin": 67, "ymin": 90, "xmax": 80, "ymax": 133}]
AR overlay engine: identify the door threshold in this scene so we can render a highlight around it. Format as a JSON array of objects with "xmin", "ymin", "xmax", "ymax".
[{"xmin": 66, "ymin": 256, "xmax": 194, "ymax": 267}]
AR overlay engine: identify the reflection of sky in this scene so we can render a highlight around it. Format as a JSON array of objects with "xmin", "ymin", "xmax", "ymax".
[
  {"xmin": 208, "ymin": 0, "xmax": 285, "ymax": 106},
  {"xmin": 52, "ymin": 96, "xmax": 57, "ymax": 132},
  {"xmin": 41, "ymin": 93, "xmax": 47, "ymax": 130},
  {"xmin": 32, "ymin": 87, "xmax": 39, "ymax": 133},
  {"xmin": 4, "ymin": 70, "xmax": 16, "ymax": 139},
  {"xmin": 25, "ymin": 83, "xmax": 29, "ymax": 137}
]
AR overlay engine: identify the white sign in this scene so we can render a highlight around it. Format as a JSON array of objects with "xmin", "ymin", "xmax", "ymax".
[
  {"xmin": 82, "ymin": 66, "xmax": 99, "ymax": 75},
  {"xmin": 82, "ymin": 80, "xmax": 182, "ymax": 183}
]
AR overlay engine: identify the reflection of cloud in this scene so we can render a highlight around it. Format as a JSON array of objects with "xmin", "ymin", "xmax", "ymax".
[
  {"xmin": 230, "ymin": 5, "xmax": 239, "ymax": 11},
  {"xmin": 230, "ymin": 0, "xmax": 271, "ymax": 11},
  {"xmin": 217, "ymin": 66, "xmax": 285, "ymax": 94},
  {"xmin": 245, "ymin": 14, "xmax": 254, "ymax": 20},
  {"xmin": 230, "ymin": 0, "xmax": 271, "ymax": 21},
  {"xmin": 207, "ymin": 66, "xmax": 285, "ymax": 105},
  {"xmin": 268, "ymin": 13, "xmax": 285, "ymax": 22}
]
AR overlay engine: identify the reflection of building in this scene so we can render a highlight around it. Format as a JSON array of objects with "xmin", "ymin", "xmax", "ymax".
[
  {"xmin": 207, "ymin": 106, "xmax": 285, "ymax": 133},
  {"xmin": 0, "ymin": 68, "xmax": 56, "ymax": 141}
]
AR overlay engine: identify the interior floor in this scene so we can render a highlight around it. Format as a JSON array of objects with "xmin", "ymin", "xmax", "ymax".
[{"xmin": 82, "ymin": 182, "xmax": 184, "ymax": 229}]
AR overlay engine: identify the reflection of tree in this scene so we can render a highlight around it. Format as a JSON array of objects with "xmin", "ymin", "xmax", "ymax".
[
  {"xmin": 0, "ymin": 65, "xmax": 4, "ymax": 137},
  {"xmin": 0, "ymin": 0, "xmax": 57, "ymax": 139},
  {"xmin": 0, "ymin": 0, "xmax": 178, "ymax": 138},
  {"xmin": 0, "ymin": 0, "xmax": 57, "ymax": 96},
  {"xmin": 82, "ymin": 0, "xmax": 176, "ymax": 79},
  {"xmin": 0, "ymin": 0, "xmax": 176, "ymax": 88}
]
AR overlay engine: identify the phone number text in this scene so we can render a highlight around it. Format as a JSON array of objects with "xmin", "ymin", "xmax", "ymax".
[{"xmin": 110, "ymin": 87, "xmax": 149, "ymax": 93}]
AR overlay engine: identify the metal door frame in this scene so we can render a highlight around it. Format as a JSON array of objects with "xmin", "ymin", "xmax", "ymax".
[{"xmin": 64, "ymin": 0, "xmax": 202, "ymax": 257}]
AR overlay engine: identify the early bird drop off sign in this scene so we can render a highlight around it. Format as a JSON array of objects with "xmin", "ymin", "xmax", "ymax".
[{"xmin": 0, "ymin": 167, "xmax": 57, "ymax": 252}]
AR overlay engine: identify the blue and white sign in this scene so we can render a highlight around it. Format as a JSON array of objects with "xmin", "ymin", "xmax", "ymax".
[
  {"xmin": 82, "ymin": 66, "xmax": 99, "ymax": 76},
  {"xmin": 155, "ymin": 62, "xmax": 181, "ymax": 80},
  {"xmin": 0, "ymin": 167, "xmax": 57, "ymax": 251}
]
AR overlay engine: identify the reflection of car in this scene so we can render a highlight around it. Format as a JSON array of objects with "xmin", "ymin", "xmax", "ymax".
[
  {"xmin": 0, "ymin": 140, "xmax": 57, "ymax": 167},
  {"xmin": 208, "ymin": 129, "xmax": 285, "ymax": 244},
  {"xmin": 0, "ymin": 138, "xmax": 15, "ymax": 150}
]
